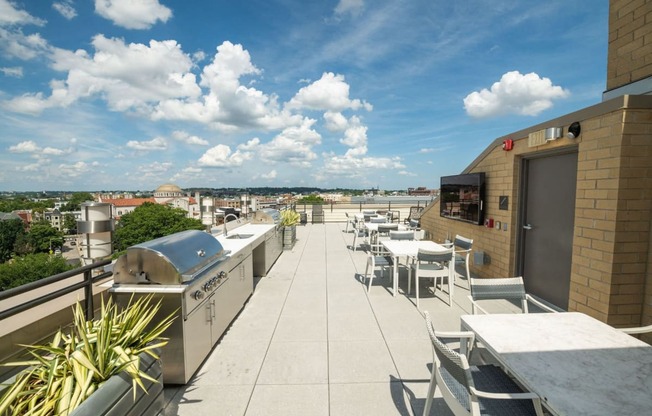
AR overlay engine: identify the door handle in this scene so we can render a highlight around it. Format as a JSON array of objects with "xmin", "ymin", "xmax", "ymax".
[{"xmin": 523, "ymin": 224, "xmax": 533, "ymax": 230}]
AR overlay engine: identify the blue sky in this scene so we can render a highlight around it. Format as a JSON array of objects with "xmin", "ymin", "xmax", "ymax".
[{"xmin": 0, "ymin": 0, "xmax": 608, "ymax": 192}]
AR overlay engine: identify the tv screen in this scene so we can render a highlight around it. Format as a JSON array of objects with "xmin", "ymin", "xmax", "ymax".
[{"xmin": 440, "ymin": 173, "xmax": 485, "ymax": 225}]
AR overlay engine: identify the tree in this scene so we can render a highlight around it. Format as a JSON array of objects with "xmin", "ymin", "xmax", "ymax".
[
  {"xmin": 296, "ymin": 195, "xmax": 325, "ymax": 204},
  {"xmin": 114, "ymin": 203, "xmax": 205, "ymax": 252},
  {"xmin": 0, "ymin": 218, "xmax": 25, "ymax": 263},
  {"xmin": 63, "ymin": 213, "xmax": 77, "ymax": 234},
  {"xmin": 60, "ymin": 192, "xmax": 94, "ymax": 212},
  {"xmin": 25, "ymin": 221, "xmax": 64, "ymax": 253},
  {"xmin": 0, "ymin": 253, "xmax": 74, "ymax": 291}
]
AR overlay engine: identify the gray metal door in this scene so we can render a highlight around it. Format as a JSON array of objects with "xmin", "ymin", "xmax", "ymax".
[{"xmin": 519, "ymin": 151, "xmax": 577, "ymax": 310}]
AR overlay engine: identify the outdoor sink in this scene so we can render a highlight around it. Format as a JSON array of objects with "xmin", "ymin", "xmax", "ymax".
[{"xmin": 226, "ymin": 233, "xmax": 254, "ymax": 240}]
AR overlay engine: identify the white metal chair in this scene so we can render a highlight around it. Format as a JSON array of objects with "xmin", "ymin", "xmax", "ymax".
[
  {"xmin": 351, "ymin": 220, "xmax": 368, "ymax": 251},
  {"xmin": 619, "ymin": 324, "xmax": 652, "ymax": 335},
  {"xmin": 468, "ymin": 277, "xmax": 559, "ymax": 314},
  {"xmin": 444, "ymin": 235, "xmax": 473, "ymax": 287},
  {"xmin": 409, "ymin": 248, "xmax": 455, "ymax": 308},
  {"xmin": 422, "ymin": 311, "xmax": 545, "ymax": 416},
  {"xmin": 344, "ymin": 212, "xmax": 356, "ymax": 233},
  {"xmin": 369, "ymin": 216, "xmax": 386, "ymax": 224},
  {"xmin": 364, "ymin": 232, "xmax": 393, "ymax": 292}
]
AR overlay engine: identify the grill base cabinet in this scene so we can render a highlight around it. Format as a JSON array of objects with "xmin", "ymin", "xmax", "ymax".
[{"xmin": 110, "ymin": 230, "xmax": 254, "ymax": 385}]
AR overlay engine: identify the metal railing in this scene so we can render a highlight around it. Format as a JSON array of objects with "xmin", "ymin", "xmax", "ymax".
[{"xmin": 0, "ymin": 259, "xmax": 113, "ymax": 321}]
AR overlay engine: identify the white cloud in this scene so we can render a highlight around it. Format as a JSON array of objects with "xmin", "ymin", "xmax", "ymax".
[
  {"xmin": 172, "ymin": 130, "xmax": 209, "ymax": 146},
  {"xmin": 323, "ymin": 111, "xmax": 348, "ymax": 132},
  {"xmin": 463, "ymin": 71, "xmax": 569, "ymax": 118},
  {"xmin": 419, "ymin": 148, "xmax": 434, "ymax": 153},
  {"xmin": 53, "ymin": 1, "xmax": 77, "ymax": 20},
  {"xmin": 287, "ymin": 72, "xmax": 372, "ymax": 112},
  {"xmin": 137, "ymin": 161, "xmax": 172, "ymax": 174},
  {"xmin": 0, "ymin": 66, "xmax": 22, "ymax": 77},
  {"xmin": 58, "ymin": 161, "xmax": 89, "ymax": 177},
  {"xmin": 4, "ymin": 35, "xmax": 199, "ymax": 114},
  {"xmin": 398, "ymin": 170, "xmax": 417, "ymax": 176},
  {"xmin": 94, "ymin": 0, "xmax": 172, "ymax": 30},
  {"xmin": 197, "ymin": 144, "xmax": 251, "ymax": 167},
  {"xmin": 334, "ymin": 0, "xmax": 364, "ymax": 17},
  {"xmin": 259, "ymin": 119, "xmax": 321, "ymax": 167},
  {"xmin": 237, "ymin": 137, "xmax": 260, "ymax": 151},
  {"xmin": 0, "ymin": 0, "xmax": 46, "ymax": 26},
  {"xmin": 152, "ymin": 41, "xmax": 304, "ymax": 131},
  {"xmin": 9, "ymin": 140, "xmax": 39, "ymax": 153},
  {"xmin": 0, "ymin": 28, "xmax": 48, "ymax": 60},
  {"xmin": 261, "ymin": 169, "xmax": 277, "ymax": 180},
  {"xmin": 126, "ymin": 137, "xmax": 167, "ymax": 151},
  {"xmin": 317, "ymin": 152, "xmax": 405, "ymax": 180},
  {"xmin": 339, "ymin": 116, "xmax": 367, "ymax": 156}
]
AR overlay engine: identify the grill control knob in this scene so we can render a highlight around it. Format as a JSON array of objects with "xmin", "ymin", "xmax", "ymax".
[
  {"xmin": 219, "ymin": 271, "xmax": 227, "ymax": 279},
  {"xmin": 193, "ymin": 290, "xmax": 204, "ymax": 300}
]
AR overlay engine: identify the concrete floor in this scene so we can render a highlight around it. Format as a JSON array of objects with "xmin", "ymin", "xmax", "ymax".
[{"xmin": 162, "ymin": 223, "xmax": 496, "ymax": 416}]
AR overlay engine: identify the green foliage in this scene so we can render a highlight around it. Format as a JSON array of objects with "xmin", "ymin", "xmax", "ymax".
[
  {"xmin": 114, "ymin": 202, "xmax": 205, "ymax": 252},
  {"xmin": 60, "ymin": 192, "xmax": 94, "ymax": 212},
  {"xmin": 296, "ymin": 195, "xmax": 325, "ymax": 204},
  {"xmin": 0, "ymin": 218, "xmax": 25, "ymax": 263},
  {"xmin": 26, "ymin": 221, "xmax": 64, "ymax": 253},
  {"xmin": 0, "ymin": 197, "xmax": 54, "ymax": 213},
  {"xmin": 63, "ymin": 214, "xmax": 77, "ymax": 234},
  {"xmin": 0, "ymin": 253, "xmax": 74, "ymax": 290},
  {"xmin": 0, "ymin": 295, "xmax": 175, "ymax": 415},
  {"xmin": 279, "ymin": 210, "xmax": 300, "ymax": 227}
]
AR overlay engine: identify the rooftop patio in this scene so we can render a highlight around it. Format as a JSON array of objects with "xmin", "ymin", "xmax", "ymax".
[{"xmin": 161, "ymin": 222, "xmax": 485, "ymax": 416}]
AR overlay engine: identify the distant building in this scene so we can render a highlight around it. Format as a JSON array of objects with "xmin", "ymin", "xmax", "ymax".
[
  {"xmin": 99, "ymin": 197, "xmax": 157, "ymax": 219},
  {"xmin": 408, "ymin": 187, "xmax": 437, "ymax": 196},
  {"xmin": 44, "ymin": 209, "xmax": 62, "ymax": 231}
]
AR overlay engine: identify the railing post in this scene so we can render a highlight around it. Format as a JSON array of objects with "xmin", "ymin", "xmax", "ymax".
[{"xmin": 84, "ymin": 269, "xmax": 94, "ymax": 320}]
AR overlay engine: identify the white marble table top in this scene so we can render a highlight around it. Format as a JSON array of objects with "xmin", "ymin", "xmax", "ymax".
[
  {"xmin": 461, "ymin": 312, "xmax": 652, "ymax": 416},
  {"xmin": 381, "ymin": 240, "xmax": 447, "ymax": 257}
]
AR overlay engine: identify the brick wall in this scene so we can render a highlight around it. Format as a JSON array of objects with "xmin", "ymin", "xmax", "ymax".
[
  {"xmin": 606, "ymin": 0, "xmax": 652, "ymax": 91},
  {"xmin": 421, "ymin": 96, "xmax": 652, "ymax": 330}
]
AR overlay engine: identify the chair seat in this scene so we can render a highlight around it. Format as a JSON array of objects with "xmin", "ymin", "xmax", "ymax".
[
  {"xmin": 373, "ymin": 255, "xmax": 393, "ymax": 267},
  {"xmin": 441, "ymin": 365, "xmax": 541, "ymax": 416}
]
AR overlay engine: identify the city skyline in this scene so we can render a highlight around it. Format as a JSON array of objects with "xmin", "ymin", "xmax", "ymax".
[{"xmin": 1, "ymin": 0, "xmax": 607, "ymax": 191}]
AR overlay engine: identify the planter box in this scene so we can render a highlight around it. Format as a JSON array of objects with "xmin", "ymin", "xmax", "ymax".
[
  {"xmin": 283, "ymin": 225, "xmax": 296, "ymax": 250},
  {"xmin": 71, "ymin": 350, "xmax": 164, "ymax": 416}
]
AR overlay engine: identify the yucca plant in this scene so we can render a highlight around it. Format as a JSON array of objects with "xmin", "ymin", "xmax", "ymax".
[
  {"xmin": 279, "ymin": 210, "xmax": 300, "ymax": 227},
  {"xmin": 0, "ymin": 294, "xmax": 175, "ymax": 416}
]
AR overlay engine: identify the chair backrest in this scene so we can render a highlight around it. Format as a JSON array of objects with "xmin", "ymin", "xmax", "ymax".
[
  {"xmin": 454, "ymin": 235, "xmax": 473, "ymax": 251},
  {"xmin": 470, "ymin": 277, "xmax": 527, "ymax": 303},
  {"xmin": 407, "ymin": 206, "xmax": 425, "ymax": 220},
  {"xmin": 424, "ymin": 312, "xmax": 473, "ymax": 413},
  {"xmin": 370, "ymin": 217, "xmax": 386, "ymax": 223},
  {"xmin": 377, "ymin": 223, "xmax": 398, "ymax": 235},
  {"xmin": 417, "ymin": 248, "xmax": 454, "ymax": 263},
  {"xmin": 362, "ymin": 210, "xmax": 376, "ymax": 215},
  {"xmin": 389, "ymin": 230, "xmax": 414, "ymax": 240},
  {"xmin": 312, "ymin": 204, "xmax": 323, "ymax": 213}
]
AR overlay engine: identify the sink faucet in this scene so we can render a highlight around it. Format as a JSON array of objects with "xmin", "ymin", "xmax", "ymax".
[{"xmin": 223, "ymin": 213, "xmax": 239, "ymax": 237}]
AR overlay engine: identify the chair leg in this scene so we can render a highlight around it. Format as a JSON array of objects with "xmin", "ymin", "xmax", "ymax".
[{"xmin": 423, "ymin": 367, "xmax": 437, "ymax": 416}]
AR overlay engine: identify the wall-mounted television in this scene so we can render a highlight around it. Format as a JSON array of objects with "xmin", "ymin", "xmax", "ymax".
[{"xmin": 440, "ymin": 172, "xmax": 486, "ymax": 225}]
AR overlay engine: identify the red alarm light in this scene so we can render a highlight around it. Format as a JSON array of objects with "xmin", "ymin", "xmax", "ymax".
[{"xmin": 502, "ymin": 139, "xmax": 514, "ymax": 151}]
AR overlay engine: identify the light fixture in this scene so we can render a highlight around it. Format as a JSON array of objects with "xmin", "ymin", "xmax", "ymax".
[
  {"xmin": 567, "ymin": 122, "xmax": 581, "ymax": 139},
  {"xmin": 545, "ymin": 127, "xmax": 562, "ymax": 141}
]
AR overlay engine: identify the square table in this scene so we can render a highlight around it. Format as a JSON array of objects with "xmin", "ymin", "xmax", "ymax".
[
  {"xmin": 460, "ymin": 312, "xmax": 652, "ymax": 416},
  {"xmin": 381, "ymin": 240, "xmax": 449, "ymax": 297}
]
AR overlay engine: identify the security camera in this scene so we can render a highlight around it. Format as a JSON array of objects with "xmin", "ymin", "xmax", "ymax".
[{"xmin": 567, "ymin": 122, "xmax": 581, "ymax": 139}]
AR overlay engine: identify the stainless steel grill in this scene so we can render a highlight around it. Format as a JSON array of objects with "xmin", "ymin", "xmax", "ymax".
[
  {"xmin": 110, "ymin": 229, "xmax": 253, "ymax": 384},
  {"xmin": 253, "ymin": 208, "xmax": 281, "ymax": 224}
]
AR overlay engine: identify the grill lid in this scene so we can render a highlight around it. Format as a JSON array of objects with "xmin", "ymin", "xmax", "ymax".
[
  {"xmin": 113, "ymin": 229, "xmax": 228, "ymax": 285},
  {"xmin": 253, "ymin": 208, "xmax": 280, "ymax": 224}
]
